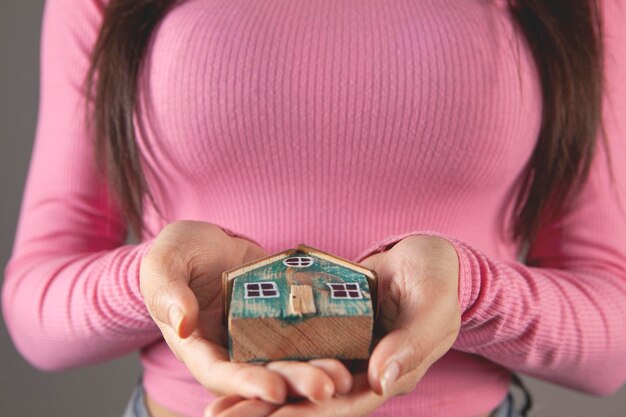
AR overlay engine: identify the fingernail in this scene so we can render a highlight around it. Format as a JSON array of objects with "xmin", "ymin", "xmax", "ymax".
[
  {"xmin": 381, "ymin": 361, "xmax": 400, "ymax": 396},
  {"xmin": 168, "ymin": 305, "xmax": 184, "ymax": 334}
]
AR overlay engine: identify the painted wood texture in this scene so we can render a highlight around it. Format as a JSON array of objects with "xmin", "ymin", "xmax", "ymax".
[
  {"xmin": 289, "ymin": 285, "xmax": 316, "ymax": 315},
  {"xmin": 229, "ymin": 252, "xmax": 372, "ymax": 319},
  {"xmin": 222, "ymin": 248, "xmax": 300, "ymax": 323},
  {"xmin": 222, "ymin": 244, "xmax": 378, "ymax": 322},
  {"xmin": 224, "ymin": 245, "xmax": 378, "ymax": 362}
]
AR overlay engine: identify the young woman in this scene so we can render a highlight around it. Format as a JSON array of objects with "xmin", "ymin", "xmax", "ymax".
[{"xmin": 3, "ymin": 0, "xmax": 626, "ymax": 416}]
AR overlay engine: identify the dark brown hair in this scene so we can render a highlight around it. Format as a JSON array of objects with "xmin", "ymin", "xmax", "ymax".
[{"xmin": 86, "ymin": 0, "xmax": 604, "ymax": 244}]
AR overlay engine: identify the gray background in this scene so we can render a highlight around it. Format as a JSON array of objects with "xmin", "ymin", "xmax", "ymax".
[{"xmin": 1, "ymin": 1, "xmax": 625, "ymax": 416}]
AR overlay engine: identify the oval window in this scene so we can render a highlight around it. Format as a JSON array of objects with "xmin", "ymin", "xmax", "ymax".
[{"xmin": 282, "ymin": 256, "xmax": 315, "ymax": 268}]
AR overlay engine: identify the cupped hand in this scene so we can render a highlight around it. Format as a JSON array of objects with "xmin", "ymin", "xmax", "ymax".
[
  {"xmin": 364, "ymin": 234, "xmax": 461, "ymax": 397},
  {"xmin": 204, "ymin": 234, "xmax": 462, "ymax": 417},
  {"xmin": 140, "ymin": 221, "xmax": 352, "ymax": 405}
]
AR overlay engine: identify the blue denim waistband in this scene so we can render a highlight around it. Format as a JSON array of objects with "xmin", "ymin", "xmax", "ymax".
[{"xmin": 491, "ymin": 374, "xmax": 533, "ymax": 417}]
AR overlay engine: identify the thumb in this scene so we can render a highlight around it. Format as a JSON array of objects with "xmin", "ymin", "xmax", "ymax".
[
  {"xmin": 368, "ymin": 326, "xmax": 426, "ymax": 397},
  {"xmin": 154, "ymin": 283, "xmax": 199, "ymax": 339},
  {"xmin": 140, "ymin": 248, "xmax": 200, "ymax": 339},
  {"xmin": 368, "ymin": 296, "xmax": 459, "ymax": 398}
]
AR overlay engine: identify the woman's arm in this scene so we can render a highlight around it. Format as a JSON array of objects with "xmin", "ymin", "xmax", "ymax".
[
  {"xmin": 353, "ymin": 1, "xmax": 626, "ymax": 396},
  {"xmin": 0, "ymin": 0, "xmax": 164, "ymax": 371},
  {"xmin": 1, "ymin": 3, "xmax": 355, "ymax": 406}
]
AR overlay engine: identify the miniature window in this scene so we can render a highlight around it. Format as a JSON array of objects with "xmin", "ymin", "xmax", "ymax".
[
  {"xmin": 326, "ymin": 283, "xmax": 363, "ymax": 300},
  {"xmin": 244, "ymin": 282, "xmax": 279, "ymax": 299},
  {"xmin": 282, "ymin": 256, "xmax": 315, "ymax": 268}
]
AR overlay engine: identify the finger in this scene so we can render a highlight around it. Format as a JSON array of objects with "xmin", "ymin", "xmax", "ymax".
[
  {"xmin": 308, "ymin": 359, "xmax": 353, "ymax": 395},
  {"xmin": 160, "ymin": 325, "xmax": 288, "ymax": 404},
  {"xmin": 208, "ymin": 398, "xmax": 279, "ymax": 417},
  {"xmin": 368, "ymin": 327, "xmax": 423, "ymax": 396},
  {"xmin": 204, "ymin": 396, "xmax": 246, "ymax": 417},
  {"xmin": 368, "ymin": 300, "xmax": 459, "ymax": 396},
  {"xmin": 268, "ymin": 374, "xmax": 384, "ymax": 417},
  {"xmin": 140, "ymin": 246, "xmax": 200, "ymax": 338},
  {"xmin": 266, "ymin": 361, "xmax": 335, "ymax": 403}
]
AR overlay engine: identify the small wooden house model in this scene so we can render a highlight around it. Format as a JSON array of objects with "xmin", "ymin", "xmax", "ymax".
[{"xmin": 222, "ymin": 244, "xmax": 379, "ymax": 363}]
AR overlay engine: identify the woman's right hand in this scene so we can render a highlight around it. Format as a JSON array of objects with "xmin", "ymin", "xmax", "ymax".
[{"xmin": 139, "ymin": 221, "xmax": 353, "ymax": 408}]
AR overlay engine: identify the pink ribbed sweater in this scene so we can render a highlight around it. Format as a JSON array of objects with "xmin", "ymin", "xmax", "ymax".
[{"xmin": 3, "ymin": 0, "xmax": 626, "ymax": 416}]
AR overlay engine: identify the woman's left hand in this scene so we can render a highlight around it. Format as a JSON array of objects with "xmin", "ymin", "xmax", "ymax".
[{"xmin": 204, "ymin": 235, "xmax": 462, "ymax": 417}]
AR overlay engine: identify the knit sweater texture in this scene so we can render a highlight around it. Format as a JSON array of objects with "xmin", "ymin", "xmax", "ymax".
[{"xmin": 3, "ymin": 0, "xmax": 626, "ymax": 416}]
